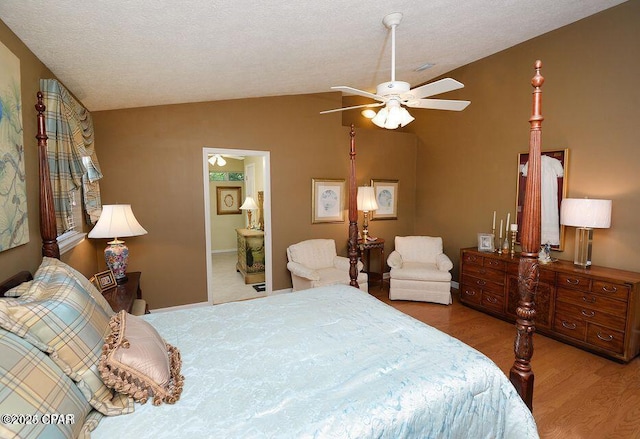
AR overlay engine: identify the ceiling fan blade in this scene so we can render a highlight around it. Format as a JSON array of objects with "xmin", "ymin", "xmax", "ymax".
[
  {"xmin": 320, "ymin": 102, "xmax": 384, "ymax": 114},
  {"xmin": 408, "ymin": 78, "xmax": 465, "ymax": 99},
  {"xmin": 331, "ymin": 86, "xmax": 382, "ymax": 101},
  {"xmin": 406, "ymin": 99, "xmax": 471, "ymax": 111}
]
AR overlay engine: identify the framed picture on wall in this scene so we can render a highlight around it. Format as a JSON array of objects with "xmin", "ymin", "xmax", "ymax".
[
  {"xmin": 516, "ymin": 148, "xmax": 568, "ymax": 250},
  {"xmin": 216, "ymin": 186, "xmax": 242, "ymax": 215},
  {"xmin": 312, "ymin": 178, "xmax": 345, "ymax": 223},
  {"xmin": 370, "ymin": 179, "xmax": 398, "ymax": 220}
]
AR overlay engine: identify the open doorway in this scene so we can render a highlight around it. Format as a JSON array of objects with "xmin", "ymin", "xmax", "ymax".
[{"xmin": 202, "ymin": 147, "xmax": 272, "ymax": 304}]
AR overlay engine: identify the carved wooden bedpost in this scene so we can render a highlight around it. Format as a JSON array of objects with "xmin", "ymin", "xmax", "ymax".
[
  {"xmin": 35, "ymin": 92, "xmax": 60, "ymax": 259},
  {"xmin": 509, "ymin": 61, "xmax": 544, "ymax": 410},
  {"xmin": 347, "ymin": 125, "xmax": 360, "ymax": 288}
]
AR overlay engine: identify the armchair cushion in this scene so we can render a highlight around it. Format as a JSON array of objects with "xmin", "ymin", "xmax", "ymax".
[
  {"xmin": 395, "ymin": 236, "xmax": 443, "ymax": 264},
  {"xmin": 286, "ymin": 239, "xmax": 337, "ymax": 269},
  {"xmin": 390, "ymin": 262, "xmax": 452, "ymax": 282},
  {"xmin": 333, "ymin": 256, "xmax": 364, "ymax": 272}
]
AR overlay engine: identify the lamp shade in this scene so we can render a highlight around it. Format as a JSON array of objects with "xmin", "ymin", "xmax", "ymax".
[
  {"xmin": 357, "ymin": 186, "xmax": 379, "ymax": 212},
  {"xmin": 240, "ymin": 196, "xmax": 258, "ymax": 210},
  {"xmin": 560, "ymin": 198, "xmax": 612, "ymax": 229},
  {"xmin": 88, "ymin": 205, "xmax": 148, "ymax": 239}
]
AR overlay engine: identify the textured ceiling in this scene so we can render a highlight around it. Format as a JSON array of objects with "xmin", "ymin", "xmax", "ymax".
[{"xmin": 0, "ymin": 0, "xmax": 626, "ymax": 111}]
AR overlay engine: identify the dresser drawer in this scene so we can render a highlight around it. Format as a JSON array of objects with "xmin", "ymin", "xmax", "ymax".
[
  {"xmin": 462, "ymin": 274, "xmax": 504, "ymax": 295},
  {"xmin": 555, "ymin": 300, "xmax": 626, "ymax": 331},
  {"xmin": 592, "ymin": 280, "xmax": 630, "ymax": 301},
  {"xmin": 553, "ymin": 312, "xmax": 586, "ymax": 341},
  {"xmin": 460, "ymin": 284, "xmax": 482, "ymax": 305},
  {"xmin": 462, "ymin": 252, "xmax": 483, "ymax": 266},
  {"xmin": 557, "ymin": 273, "xmax": 591, "ymax": 292},
  {"xmin": 481, "ymin": 291, "xmax": 504, "ymax": 313},
  {"xmin": 483, "ymin": 258, "xmax": 505, "ymax": 270},
  {"xmin": 462, "ymin": 264, "xmax": 504, "ymax": 285},
  {"xmin": 556, "ymin": 287, "xmax": 627, "ymax": 316},
  {"xmin": 587, "ymin": 324, "xmax": 625, "ymax": 354}
]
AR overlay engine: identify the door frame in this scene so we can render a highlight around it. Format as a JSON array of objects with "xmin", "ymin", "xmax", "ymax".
[{"xmin": 202, "ymin": 147, "xmax": 272, "ymax": 304}]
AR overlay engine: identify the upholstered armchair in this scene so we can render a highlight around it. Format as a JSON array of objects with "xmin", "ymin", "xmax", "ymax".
[
  {"xmin": 386, "ymin": 236, "xmax": 453, "ymax": 304},
  {"xmin": 286, "ymin": 239, "xmax": 368, "ymax": 292}
]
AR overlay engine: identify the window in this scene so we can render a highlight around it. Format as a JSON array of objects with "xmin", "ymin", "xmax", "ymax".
[{"xmin": 57, "ymin": 189, "xmax": 87, "ymax": 254}]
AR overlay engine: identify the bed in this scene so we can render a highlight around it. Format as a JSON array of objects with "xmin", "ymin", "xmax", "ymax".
[{"xmin": 0, "ymin": 62, "xmax": 545, "ymax": 438}]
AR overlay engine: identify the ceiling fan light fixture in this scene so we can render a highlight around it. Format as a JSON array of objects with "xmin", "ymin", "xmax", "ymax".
[
  {"xmin": 208, "ymin": 154, "xmax": 226, "ymax": 167},
  {"xmin": 361, "ymin": 109, "xmax": 377, "ymax": 119},
  {"xmin": 372, "ymin": 100, "xmax": 414, "ymax": 130}
]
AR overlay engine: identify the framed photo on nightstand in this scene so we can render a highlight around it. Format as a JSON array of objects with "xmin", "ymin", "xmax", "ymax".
[{"xmin": 90, "ymin": 270, "xmax": 117, "ymax": 292}]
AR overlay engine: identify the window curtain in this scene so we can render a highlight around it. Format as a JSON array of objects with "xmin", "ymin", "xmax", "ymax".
[{"xmin": 39, "ymin": 79, "xmax": 103, "ymax": 235}]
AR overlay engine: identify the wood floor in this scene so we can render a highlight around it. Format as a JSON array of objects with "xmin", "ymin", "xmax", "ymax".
[{"xmin": 369, "ymin": 283, "xmax": 640, "ymax": 439}]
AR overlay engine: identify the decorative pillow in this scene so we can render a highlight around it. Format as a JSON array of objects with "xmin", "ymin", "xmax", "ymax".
[
  {"xmin": 3, "ymin": 280, "xmax": 33, "ymax": 297},
  {"xmin": 0, "ymin": 270, "xmax": 133, "ymax": 416},
  {"xmin": 0, "ymin": 327, "xmax": 94, "ymax": 439},
  {"xmin": 99, "ymin": 310, "xmax": 184, "ymax": 406},
  {"xmin": 23, "ymin": 257, "xmax": 115, "ymax": 315}
]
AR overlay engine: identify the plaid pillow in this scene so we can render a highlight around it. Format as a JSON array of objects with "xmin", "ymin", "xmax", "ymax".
[
  {"xmin": 0, "ymin": 270, "xmax": 132, "ymax": 416},
  {"xmin": 23, "ymin": 257, "xmax": 115, "ymax": 315},
  {"xmin": 0, "ymin": 327, "xmax": 95, "ymax": 439}
]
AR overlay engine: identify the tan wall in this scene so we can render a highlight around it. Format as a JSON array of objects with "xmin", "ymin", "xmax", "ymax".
[
  {"xmin": 92, "ymin": 96, "xmax": 417, "ymax": 308},
  {"xmin": 0, "ymin": 20, "xmax": 98, "ymax": 282},
  {"xmin": 409, "ymin": 0, "xmax": 640, "ymax": 279}
]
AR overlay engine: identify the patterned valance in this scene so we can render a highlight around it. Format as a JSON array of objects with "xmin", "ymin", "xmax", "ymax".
[{"xmin": 39, "ymin": 79, "xmax": 103, "ymax": 235}]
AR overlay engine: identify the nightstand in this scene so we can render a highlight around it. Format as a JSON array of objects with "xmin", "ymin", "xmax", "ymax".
[
  {"xmin": 358, "ymin": 238, "xmax": 385, "ymax": 290},
  {"xmin": 102, "ymin": 271, "xmax": 147, "ymax": 314}
]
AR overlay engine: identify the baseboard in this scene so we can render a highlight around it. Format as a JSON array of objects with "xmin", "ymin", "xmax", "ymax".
[{"xmin": 451, "ymin": 280, "xmax": 459, "ymax": 290}]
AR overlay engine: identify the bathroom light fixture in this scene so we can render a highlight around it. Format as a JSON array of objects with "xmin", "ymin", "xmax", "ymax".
[{"xmin": 208, "ymin": 154, "xmax": 226, "ymax": 167}]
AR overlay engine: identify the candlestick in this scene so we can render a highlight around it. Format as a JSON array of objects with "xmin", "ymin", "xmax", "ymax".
[
  {"xmin": 505, "ymin": 213, "xmax": 510, "ymax": 233},
  {"xmin": 510, "ymin": 228, "xmax": 517, "ymax": 257},
  {"xmin": 492, "ymin": 211, "xmax": 496, "ymax": 230},
  {"xmin": 499, "ymin": 220, "xmax": 503, "ymax": 239}
]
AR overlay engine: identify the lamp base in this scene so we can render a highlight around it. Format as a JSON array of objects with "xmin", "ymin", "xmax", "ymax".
[
  {"xmin": 104, "ymin": 239, "xmax": 129, "ymax": 284},
  {"xmin": 574, "ymin": 227, "xmax": 594, "ymax": 268}
]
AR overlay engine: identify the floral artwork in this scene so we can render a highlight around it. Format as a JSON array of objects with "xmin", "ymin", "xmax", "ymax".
[{"xmin": 0, "ymin": 41, "xmax": 27, "ymax": 251}]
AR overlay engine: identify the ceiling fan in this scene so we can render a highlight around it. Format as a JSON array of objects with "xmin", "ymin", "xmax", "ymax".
[{"xmin": 321, "ymin": 12, "xmax": 471, "ymax": 129}]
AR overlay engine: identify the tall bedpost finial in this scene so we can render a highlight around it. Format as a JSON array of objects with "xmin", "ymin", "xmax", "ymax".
[
  {"xmin": 348, "ymin": 124, "xmax": 360, "ymax": 288},
  {"xmin": 35, "ymin": 91, "xmax": 60, "ymax": 259},
  {"xmin": 509, "ymin": 60, "xmax": 543, "ymax": 411}
]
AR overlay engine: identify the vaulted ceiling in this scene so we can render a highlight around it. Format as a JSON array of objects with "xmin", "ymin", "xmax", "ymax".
[{"xmin": 0, "ymin": 1, "xmax": 626, "ymax": 111}]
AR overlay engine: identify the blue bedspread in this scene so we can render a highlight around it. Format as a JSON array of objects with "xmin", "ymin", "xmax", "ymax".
[{"xmin": 93, "ymin": 285, "xmax": 538, "ymax": 438}]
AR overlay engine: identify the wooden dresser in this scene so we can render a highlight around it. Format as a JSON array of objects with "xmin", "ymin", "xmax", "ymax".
[
  {"xmin": 236, "ymin": 228, "xmax": 265, "ymax": 284},
  {"xmin": 460, "ymin": 247, "xmax": 640, "ymax": 362}
]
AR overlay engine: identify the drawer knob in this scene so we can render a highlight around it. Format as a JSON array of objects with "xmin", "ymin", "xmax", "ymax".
[
  {"xmin": 581, "ymin": 309, "xmax": 595, "ymax": 318},
  {"xmin": 597, "ymin": 332, "xmax": 614, "ymax": 342},
  {"xmin": 582, "ymin": 296, "xmax": 596, "ymax": 304},
  {"xmin": 469, "ymin": 256, "xmax": 478, "ymax": 262},
  {"xmin": 476, "ymin": 280, "xmax": 486, "ymax": 286},
  {"xmin": 464, "ymin": 289, "xmax": 477, "ymax": 296},
  {"xmin": 601, "ymin": 285, "xmax": 618, "ymax": 293},
  {"xmin": 486, "ymin": 296, "xmax": 497, "ymax": 304},
  {"xmin": 566, "ymin": 278, "xmax": 580, "ymax": 285},
  {"xmin": 562, "ymin": 321, "xmax": 577, "ymax": 330}
]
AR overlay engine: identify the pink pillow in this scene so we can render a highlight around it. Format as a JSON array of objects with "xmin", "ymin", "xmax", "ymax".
[{"xmin": 99, "ymin": 311, "xmax": 184, "ymax": 405}]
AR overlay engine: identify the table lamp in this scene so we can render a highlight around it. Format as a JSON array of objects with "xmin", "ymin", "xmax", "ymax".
[
  {"xmin": 560, "ymin": 198, "xmax": 612, "ymax": 268},
  {"xmin": 240, "ymin": 196, "xmax": 258, "ymax": 229},
  {"xmin": 88, "ymin": 204, "xmax": 147, "ymax": 283},
  {"xmin": 357, "ymin": 186, "xmax": 379, "ymax": 240}
]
